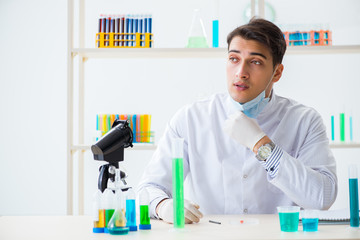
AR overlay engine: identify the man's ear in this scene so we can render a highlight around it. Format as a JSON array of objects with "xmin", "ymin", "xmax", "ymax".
[{"xmin": 272, "ymin": 64, "xmax": 284, "ymax": 83}]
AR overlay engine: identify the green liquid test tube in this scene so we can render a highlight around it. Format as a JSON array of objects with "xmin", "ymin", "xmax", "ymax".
[
  {"xmin": 172, "ymin": 138, "xmax": 185, "ymax": 229},
  {"xmin": 340, "ymin": 113, "xmax": 345, "ymax": 142},
  {"xmin": 139, "ymin": 189, "xmax": 151, "ymax": 230}
]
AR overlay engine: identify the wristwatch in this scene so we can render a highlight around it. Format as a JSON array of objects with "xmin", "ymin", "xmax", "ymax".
[{"xmin": 256, "ymin": 142, "xmax": 275, "ymax": 161}]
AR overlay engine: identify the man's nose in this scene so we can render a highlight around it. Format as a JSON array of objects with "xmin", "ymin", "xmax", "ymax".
[{"xmin": 235, "ymin": 63, "xmax": 249, "ymax": 79}]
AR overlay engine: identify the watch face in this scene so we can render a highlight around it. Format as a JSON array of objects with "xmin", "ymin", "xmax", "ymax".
[{"xmin": 259, "ymin": 145, "xmax": 272, "ymax": 159}]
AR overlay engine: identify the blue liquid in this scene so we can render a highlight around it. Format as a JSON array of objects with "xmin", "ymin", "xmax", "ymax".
[
  {"xmin": 349, "ymin": 178, "xmax": 359, "ymax": 227},
  {"xmin": 302, "ymin": 218, "xmax": 318, "ymax": 232},
  {"xmin": 108, "ymin": 227, "xmax": 129, "ymax": 235},
  {"xmin": 212, "ymin": 20, "xmax": 219, "ymax": 48},
  {"xmin": 278, "ymin": 212, "xmax": 299, "ymax": 232},
  {"xmin": 331, "ymin": 115, "xmax": 335, "ymax": 141},
  {"xmin": 126, "ymin": 199, "xmax": 137, "ymax": 231}
]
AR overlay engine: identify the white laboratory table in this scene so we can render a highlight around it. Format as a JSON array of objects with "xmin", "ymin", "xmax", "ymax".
[{"xmin": 1, "ymin": 214, "xmax": 360, "ymax": 240}]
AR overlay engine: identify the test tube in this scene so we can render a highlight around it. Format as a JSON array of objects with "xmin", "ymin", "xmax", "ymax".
[
  {"xmin": 212, "ymin": 20, "xmax": 219, "ymax": 48},
  {"xmin": 350, "ymin": 115, "xmax": 353, "ymax": 142},
  {"xmin": 126, "ymin": 188, "xmax": 137, "ymax": 231},
  {"xmin": 349, "ymin": 164, "xmax": 359, "ymax": 227},
  {"xmin": 331, "ymin": 115, "xmax": 335, "ymax": 141},
  {"xmin": 103, "ymin": 188, "xmax": 115, "ymax": 233},
  {"xmin": 340, "ymin": 113, "xmax": 345, "ymax": 142},
  {"xmin": 172, "ymin": 138, "xmax": 185, "ymax": 229},
  {"xmin": 139, "ymin": 188, "xmax": 151, "ymax": 230},
  {"xmin": 92, "ymin": 190, "xmax": 105, "ymax": 233}
]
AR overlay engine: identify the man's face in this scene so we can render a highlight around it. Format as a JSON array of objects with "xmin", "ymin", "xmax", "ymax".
[{"xmin": 226, "ymin": 36, "xmax": 283, "ymax": 103}]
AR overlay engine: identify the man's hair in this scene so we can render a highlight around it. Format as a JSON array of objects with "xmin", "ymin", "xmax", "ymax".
[{"xmin": 227, "ymin": 18, "xmax": 287, "ymax": 67}]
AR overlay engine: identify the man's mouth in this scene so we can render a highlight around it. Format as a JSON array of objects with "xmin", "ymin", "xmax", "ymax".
[{"xmin": 234, "ymin": 82, "xmax": 249, "ymax": 90}]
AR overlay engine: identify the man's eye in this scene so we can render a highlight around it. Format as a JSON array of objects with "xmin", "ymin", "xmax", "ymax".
[
  {"xmin": 229, "ymin": 57, "xmax": 238, "ymax": 62},
  {"xmin": 252, "ymin": 60, "xmax": 261, "ymax": 65}
]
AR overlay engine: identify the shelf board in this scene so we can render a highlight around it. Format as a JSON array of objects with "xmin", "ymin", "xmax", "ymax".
[
  {"xmin": 72, "ymin": 45, "xmax": 360, "ymax": 59},
  {"xmin": 329, "ymin": 142, "xmax": 360, "ymax": 149},
  {"xmin": 71, "ymin": 143, "xmax": 157, "ymax": 151},
  {"xmin": 287, "ymin": 45, "xmax": 360, "ymax": 54},
  {"xmin": 73, "ymin": 48, "xmax": 227, "ymax": 59}
]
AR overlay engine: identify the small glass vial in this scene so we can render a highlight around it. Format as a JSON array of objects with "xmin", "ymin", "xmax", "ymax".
[
  {"xmin": 139, "ymin": 188, "xmax": 151, "ymax": 230},
  {"xmin": 126, "ymin": 188, "xmax": 138, "ymax": 231}
]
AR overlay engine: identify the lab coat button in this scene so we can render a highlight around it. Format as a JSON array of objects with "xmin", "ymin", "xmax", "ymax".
[
  {"xmin": 243, "ymin": 174, "xmax": 247, "ymax": 179},
  {"xmin": 243, "ymin": 209, "xmax": 248, "ymax": 213}
]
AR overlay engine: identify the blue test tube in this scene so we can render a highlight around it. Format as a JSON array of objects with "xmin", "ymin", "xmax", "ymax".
[
  {"xmin": 212, "ymin": 20, "xmax": 219, "ymax": 48},
  {"xmin": 139, "ymin": 15, "xmax": 143, "ymax": 47},
  {"xmin": 126, "ymin": 188, "xmax": 137, "ymax": 231},
  {"xmin": 129, "ymin": 15, "xmax": 133, "ymax": 47},
  {"xmin": 331, "ymin": 115, "xmax": 335, "ymax": 141},
  {"xmin": 125, "ymin": 15, "xmax": 130, "ymax": 47},
  {"xmin": 349, "ymin": 164, "xmax": 359, "ymax": 227},
  {"xmin": 146, "ymin": 14, "xmax": 152, "ymax": 48}
]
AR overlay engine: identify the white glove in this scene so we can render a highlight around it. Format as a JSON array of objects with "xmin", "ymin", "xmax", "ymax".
[
  {"xmin": 157, "ymin": 199, "xmax": 203, "ymax": 224},
  {"xmin": 223, "ymin": 111, "xmax": 266, "ymax": 151}
]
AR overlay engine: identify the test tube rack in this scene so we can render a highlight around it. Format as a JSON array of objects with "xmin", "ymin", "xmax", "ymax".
[
  {"xmin": 96, "ymin": 114, "xmax": 154, "ymax": 143},
  {"xmin": 96, "ymin": 32, "xmax": 153, "ymax": 48},
  {"xmin": 283, "ymin": 30, "xmax": 332, "ymax": 46}
]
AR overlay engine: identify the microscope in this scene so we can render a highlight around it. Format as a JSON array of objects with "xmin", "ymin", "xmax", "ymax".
[{"xmin": 91, "ymin": 119, "xmax": 133, "ymax": 192}]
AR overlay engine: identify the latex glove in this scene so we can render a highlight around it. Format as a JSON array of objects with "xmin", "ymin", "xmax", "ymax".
[
  {"xmin": 157, "ymin": 199, "xmax": 203, "ymax": 224},
  {"xmin": 223, "ymin": 111, "xmax": 266, "ymax": 151}
]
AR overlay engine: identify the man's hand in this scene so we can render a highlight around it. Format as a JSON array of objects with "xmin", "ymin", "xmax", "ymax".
[
  {"xmin": 156, "ymin": 199, "xmax": 203, "ymax": 224},
  {"xmin": 223, "ymin": 111, "xmax": 266, "ymax": 152}
]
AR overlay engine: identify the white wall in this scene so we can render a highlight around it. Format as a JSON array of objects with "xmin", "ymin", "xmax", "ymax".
[{"xmin": 0, "ymin": 0, "xmax": 359, "ymax": 216}]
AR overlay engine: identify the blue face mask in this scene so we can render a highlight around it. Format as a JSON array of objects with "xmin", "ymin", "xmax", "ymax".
[
  {"xmin": 236, "ymin": 90, "xmax": 269, "ymax": 118},
  {"xmin": 231, "ymin": 66, "xmax": 278, "ymax": 118}
]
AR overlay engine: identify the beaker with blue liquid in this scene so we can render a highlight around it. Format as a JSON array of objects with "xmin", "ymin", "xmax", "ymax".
[{"xmin": 349, "ymin": 164, "xmax": 359, "ymax": 228}]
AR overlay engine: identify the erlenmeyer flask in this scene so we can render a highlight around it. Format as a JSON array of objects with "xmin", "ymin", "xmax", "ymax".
[
  {"xmin": 107, "ymin": 208, "xmax": 129, "ymax": 235},
  {"xmin": 186, "ymin": 9, "xmax": 209, "ymax": 48},
  {"xmin": 107, "ymin": 189, "xmax": 129, "ymax": 235}
]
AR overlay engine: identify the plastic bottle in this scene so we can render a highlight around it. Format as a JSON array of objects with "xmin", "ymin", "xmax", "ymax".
[
  {"xmin": 103, "ymin": 188, "xmax": 115, "ymax": 233},
  {"xmin": 126, "ymin": 188, "xmax": 138, "ymax": 231},
  {"xmin": 139, "ymin": 188, "xmax": 151, "ymax": 230},
  {"xmin": 92, "ymin": 190, "xmax": 105, "ymax": 233}
]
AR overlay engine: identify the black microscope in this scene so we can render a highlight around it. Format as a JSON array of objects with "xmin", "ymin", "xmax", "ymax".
[{"xmin": 91, "ymin": 119, "xmax": 133, "ymax": 192}]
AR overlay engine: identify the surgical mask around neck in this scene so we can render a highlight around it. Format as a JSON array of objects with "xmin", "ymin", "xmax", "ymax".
[
  {"xmin": 232, "ymin": 66, "xmax": 278, "ymax": 118},
  {"xmin": 232, "ymin": 90, "xmax": 269, "ymax": 118}
]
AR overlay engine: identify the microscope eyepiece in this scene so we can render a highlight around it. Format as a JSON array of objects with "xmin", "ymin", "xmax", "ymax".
[{"xmin": 91, "ymin": 119, "xmax": 133, "ymax": 163}]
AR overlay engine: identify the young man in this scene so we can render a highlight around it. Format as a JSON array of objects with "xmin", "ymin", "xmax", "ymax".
[{"xmin": 138, "ymin": 18, "xmax": 337, "ymax": 224}]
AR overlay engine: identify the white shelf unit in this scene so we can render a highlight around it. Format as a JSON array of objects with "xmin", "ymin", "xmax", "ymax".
[
  {"xmin": 72, "ymin": 45, "xmax": 360, "ymax": 59},
  {"xmin": 67, "ymin": 0, "xmax": 360, "ymax": 215}
]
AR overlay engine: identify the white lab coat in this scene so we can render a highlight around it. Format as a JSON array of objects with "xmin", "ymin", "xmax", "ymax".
[{"xmin": 138, "ymin": 92, "xmax": 337, "ymax": 217}]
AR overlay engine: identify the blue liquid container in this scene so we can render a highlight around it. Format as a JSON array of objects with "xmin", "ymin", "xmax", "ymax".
[
  {"xmin": 126, "ymin": 188, "xmax": 137, "ymax": 231},
  {"xmin": 349, "ymin": 165, "xmax": 359, "ymax": 227},
  {"xmin": 331, "ymin": 115, "xmax": 335, "ymax": 141},
  {"xmin": 212, "ymin": 20, "xmax": 219, "ymax": 48},
  {"xmin": 302, "ymin": 218, "xmax": 319, "ymax": 232},
  {"xmin": 278, "ymin": 212, "xmax": 299, "ymax": 232}
]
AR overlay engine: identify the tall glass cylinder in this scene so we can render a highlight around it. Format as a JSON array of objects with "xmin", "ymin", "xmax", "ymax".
[
  {"xmin": 349, "ymin": 164, "xmax": 359, "ymax": 227},
  {"xmin": 172, "ymin": 138, "xmax": 185, "ymax": 228},
  {"xmin": 340, "ymin": 113, "xmax": 345, "ymax": 142}
]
